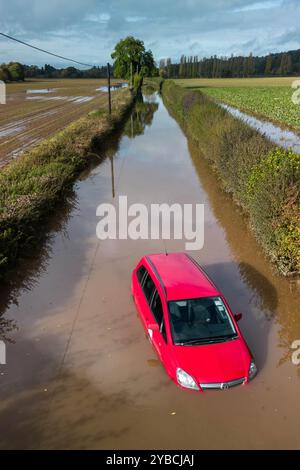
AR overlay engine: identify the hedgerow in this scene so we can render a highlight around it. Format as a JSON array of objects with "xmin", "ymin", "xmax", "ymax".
[{"xmin": 162, "ymin": 80, "xmax": 300, "ymax": 275}]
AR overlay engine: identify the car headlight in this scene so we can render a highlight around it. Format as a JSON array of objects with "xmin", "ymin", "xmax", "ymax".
[
  {"xmin": 248, "ymin": 359, "xmax": 257, "ymax": 380},
  {"xmin": 176, "ymin": 368, "xmax": 199, "ymax": 390}
]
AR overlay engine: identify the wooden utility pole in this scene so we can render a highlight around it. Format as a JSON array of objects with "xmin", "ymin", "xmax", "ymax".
[
  {"xmin": 110, "ymin": 156, "xmax": 115, "ymax": 199},
  {"xmin": 130, "ymin": 62, "xmax": 133, "ymax": 90},
  {"xmin": 107, "ymin": 62, "xmax": 112, "ymax": 115}
]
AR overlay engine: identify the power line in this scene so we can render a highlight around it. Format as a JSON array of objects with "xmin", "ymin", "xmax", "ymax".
[{"xmin": 0, "ymin": 32, "xmax": 96, "ymax": 68}]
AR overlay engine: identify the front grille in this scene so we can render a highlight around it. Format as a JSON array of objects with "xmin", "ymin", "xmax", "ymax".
[{"xmin": 200, "ymin": 377, "xmax": 245, "ymax": 390}]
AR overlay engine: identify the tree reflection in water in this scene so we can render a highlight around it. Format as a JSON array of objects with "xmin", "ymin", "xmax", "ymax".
[
  {"xmin": 0, "ymin": 316, "xmax": 17, "ymax": 343},
  {"xmin": 0, "ymin": 195, "xmax": 77, "ymax": 343},
  {"xmin": 123, "ymin": 93, "xmax": 159, "ymax": 139}
]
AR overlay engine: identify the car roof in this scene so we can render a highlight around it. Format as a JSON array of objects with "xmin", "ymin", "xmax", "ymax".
[{"xmin": 145, "ymin": 253, "xmax": 220, "ymax": 301}]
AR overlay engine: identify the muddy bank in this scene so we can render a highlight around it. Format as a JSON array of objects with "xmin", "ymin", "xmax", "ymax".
[
  {"xmin": 0, "ymin": 88, "xmax": 135, "ymax": 279},
  {"xmin": 161, "ymin": 80, "xmax": 300, "ymax": 276}
]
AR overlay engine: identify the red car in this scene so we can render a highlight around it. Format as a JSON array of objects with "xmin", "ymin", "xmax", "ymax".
[{"xmin": 131, "ymin": 253, "xmax": 257, "ymax": 392}]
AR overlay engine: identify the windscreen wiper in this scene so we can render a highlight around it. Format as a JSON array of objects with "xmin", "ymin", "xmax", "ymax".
[
  {"xmin": 175, "ymin": 338, "xmax": 220, "ymax": 346},
  {"xmin": 175, "ymin": 336, "xmax": 236, "ymax": 346}
]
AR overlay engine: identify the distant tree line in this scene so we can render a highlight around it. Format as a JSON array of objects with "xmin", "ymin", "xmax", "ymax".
[
  {"xmin": 0, "ymin": 62, "xmax": 111, "ymax": 82},
  {"xmin": 0, "ymin": 62, "xmax": 25, "ymax": 82},
  {"xmin": 159, "ymin": 49, "xmax": 300, "ymax": 79}
]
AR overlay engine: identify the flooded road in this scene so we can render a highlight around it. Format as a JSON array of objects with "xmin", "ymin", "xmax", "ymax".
[{"xmin": 0, "ymin": 92, "xmax": 300, "ymax": 450}]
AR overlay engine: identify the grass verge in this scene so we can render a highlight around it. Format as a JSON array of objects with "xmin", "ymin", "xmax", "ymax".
[
  {"xmin": 162, "ymin": 80, "xmax": 300, "ymax": 275},
  {"xmin": 0, "ymin": 88, "xmax": 135, "ymax": 279},
  {"xmin": 143, "ymin": 77, "xmax": 164, "ymax": 93}
]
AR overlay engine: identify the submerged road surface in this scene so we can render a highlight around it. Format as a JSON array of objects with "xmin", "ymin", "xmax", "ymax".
[{"xmin": 0, "ymin": 92, "xmax": 299, "ymax": 449}]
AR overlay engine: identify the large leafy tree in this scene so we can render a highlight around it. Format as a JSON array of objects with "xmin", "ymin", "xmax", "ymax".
[
  {"xmin": 8, "ymin": 62, "xmax": 25, "ymax": 81},
  {"xmin": 140, "ymin": 50, "xmax": 156, "ymax": 77},
  {"xmin": 111, "ymin": 36, "xmax": 156, "ymax": 79},
  {"xmin": 0, "ymin": 64, "xmax": 11, "ymax": 82}
]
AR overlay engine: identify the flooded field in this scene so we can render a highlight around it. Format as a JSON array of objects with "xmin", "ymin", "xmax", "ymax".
[
  {"xmin": 98, "ymin": 83, "xmax": 129, "ymax": 93},
  {"xmin": 0, "ymin": 78, "xmax": 126, "ymax": 168},
  {"xmin": 176, "ymin": 77, "xmax": 300, "ymax": 134},
  {"xmin": 0, "ymin": 91, "xmax": 299, "ymax": 450},
  {"xmin": 220, "ymin": 103, "xmax": 300, "ymax": 152}
]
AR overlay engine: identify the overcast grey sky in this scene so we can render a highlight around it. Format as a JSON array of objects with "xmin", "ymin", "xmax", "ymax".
[{"xmin": 0, "ymin": 0, "xmax": 299, "ymax": 67}]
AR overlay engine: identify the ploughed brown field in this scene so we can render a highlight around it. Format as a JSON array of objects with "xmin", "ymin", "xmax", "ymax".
[{"xmin": 0, "ymin": 78, "xmax": 126, "ymax": 168}]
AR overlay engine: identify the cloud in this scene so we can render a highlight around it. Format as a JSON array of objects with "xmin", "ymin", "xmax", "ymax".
[
  {"xmin": 275, "ymin": 29, "xmax": 300, "ymax": 46},
  {"xmin": 234, "ymin": 0, "xmax": 282, "ymax": 12},
  {"xmin": 0, "ymin": 0, "xmax": 299, "ymax": 66},
  {"xmin": 126, "ymin": 16, "xmax": 147, "ymax": 23},
  {"xmin": 85, "ymin": 13, "xmax": 111, "ymax": 23}
]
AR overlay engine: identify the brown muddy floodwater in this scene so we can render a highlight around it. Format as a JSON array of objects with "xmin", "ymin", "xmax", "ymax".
[{"xmin": 0, "ymin": 92, "xmax": 299, "ymax": 450}]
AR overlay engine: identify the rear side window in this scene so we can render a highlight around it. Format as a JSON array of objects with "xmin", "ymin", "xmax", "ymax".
[
  {"xmin": 137, "ymin": 265, "xmax": 146, "ymax": 285},
  {"xmin": 151, "ymin": 290, "xmax": 163, "ymax": 325},
  {"xmin": 143, "ymin": 273, "xmax": 156, "ymax": 304},
  {"xmin": 152, "ymin": 290, "xmax": 167, "ymax": 343}
]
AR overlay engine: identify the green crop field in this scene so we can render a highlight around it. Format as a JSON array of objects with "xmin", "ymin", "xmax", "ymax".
[
  {"xmin": 175, "ymin": 77, "xmax": 299, "ymax": 88},
  {"xmin": 175, "ymin": 77, "xmax": 300, "ymax": 131}
]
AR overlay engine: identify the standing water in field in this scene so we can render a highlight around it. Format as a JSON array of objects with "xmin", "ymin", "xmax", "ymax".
[
  {"xmin": 0, "ymin": 92, "xmax": 299, "ymax": 450},
  {"xmin": 220, "ymin": 102, "xmax": 300, "ymax": 153},
  {"xmin": 97, "ymin": 83, "xmax": 129, "ymax": 93},
  {"xmin": 26, "ymin": 89, "xmax": 57, "ymax": 94}
]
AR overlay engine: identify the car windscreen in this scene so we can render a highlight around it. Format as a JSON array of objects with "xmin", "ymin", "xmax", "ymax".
[{"xmin": 168, "ymin": 297, "xmax": 237, "ymax": 346}]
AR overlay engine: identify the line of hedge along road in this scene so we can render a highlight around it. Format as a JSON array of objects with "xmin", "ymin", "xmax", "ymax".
[
  {"xmin": 162, "ymin": 80, "xmax": 300, "ymax": 276},
  {"xmin": 0, "ymin": 88, "xmax": 135, "ymax": 280}
]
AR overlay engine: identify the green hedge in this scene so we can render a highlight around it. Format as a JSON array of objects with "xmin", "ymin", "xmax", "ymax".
[
  {"xmin": 0, "ymin": 89, "xmax": 134, "ymax": 279},
  {"xmin": 162, "ymin": 80, "xmax": 300, "ymax": 275},
  {"xmin": 143, "ymin": 77, "xmax": 164, "ymax": 92}
]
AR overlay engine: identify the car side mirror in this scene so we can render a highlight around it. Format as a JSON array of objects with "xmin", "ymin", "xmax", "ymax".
[{"xmin": 234, "ymin": 313, "xmax": 243, "ymax": 322}]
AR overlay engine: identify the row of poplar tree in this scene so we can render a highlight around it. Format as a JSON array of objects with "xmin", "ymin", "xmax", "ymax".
[{"xmin": 159, "ymin": 50, "xmax": 299, "ymax": 78}]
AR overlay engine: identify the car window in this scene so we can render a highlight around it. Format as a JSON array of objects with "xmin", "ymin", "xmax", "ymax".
[
  {"xmin": 168, "ymin": 296, "xmax": 237, "ymax": 345},
  {"xmin": 136, "ymin": 265, "xmax": 146, "ymax": 285},
  {"xmin": 142, "ymin": 273, "xmax": 156, "ymax": 304},
  {"xmin": 151, "ymin": 290, "xmax": 167, "ymax": 343},
  {"xmin": 160, "ymin": 321, "xmax": 167, "ymax": 343},
  {"xmin": 151, "ymin": 290, "xmax": 163, "ymax": 325}
]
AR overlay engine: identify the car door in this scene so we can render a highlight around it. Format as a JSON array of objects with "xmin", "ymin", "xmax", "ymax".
[
  {"xmin": 149, "ymin": 288, "xmax": 168, "ymax": 363},
  {"xmin": 133, "ymin": 265, "xmax": 147, "ymax": 324},
  {"xmin": 134, "ymin": 266, "xmax": 168, "ymax": 359},
  {"xmin": 135, "ymin": 267, "xmax": 156, "ymax": 333}
]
